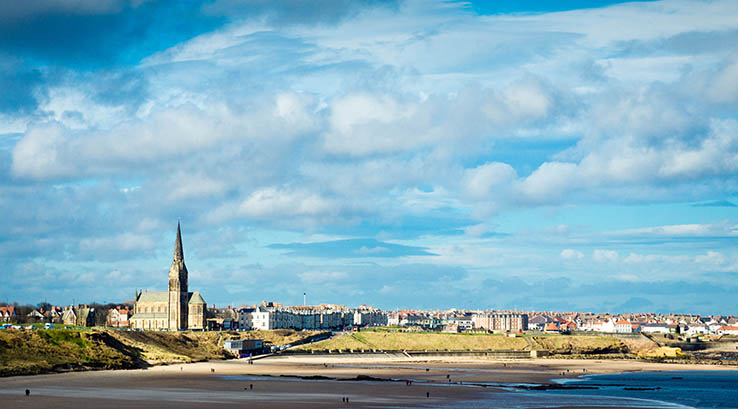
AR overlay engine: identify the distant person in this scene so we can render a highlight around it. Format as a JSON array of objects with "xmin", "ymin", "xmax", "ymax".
[
  {"xmin": 250, "ymin": 384, "xmax": 253, "ymax": 390},
  {"xmin": 426, "ymin": 391, "xmax": 430, "ymax": 398},
  {"xmin": 25, "ymin": 389, "xmax": 30, "ymax": 396}
]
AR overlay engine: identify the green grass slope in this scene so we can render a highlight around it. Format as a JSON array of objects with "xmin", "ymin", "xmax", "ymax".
[
  {"xmin": 0, "ymin": 328, "xmax": 321, "ymax": 377},
  {"xmin": 297, "ymin": 331, "xmax": 529, "ymax": 351}
]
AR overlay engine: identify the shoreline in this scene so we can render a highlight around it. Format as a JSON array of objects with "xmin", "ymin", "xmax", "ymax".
[{"xmin": 1, "ymin": 355, "xmax": 735, "ymax": 408}]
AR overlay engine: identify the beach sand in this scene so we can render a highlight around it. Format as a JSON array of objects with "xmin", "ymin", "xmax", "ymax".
[{"xmin": 0, "ymin": 355, "xmax": 732, "ymax": 408}]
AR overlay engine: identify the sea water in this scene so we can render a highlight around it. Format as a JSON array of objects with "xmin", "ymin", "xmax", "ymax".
[{"xmin": 542, "ymin": 370, "xmax": 738, "ymax": 409}]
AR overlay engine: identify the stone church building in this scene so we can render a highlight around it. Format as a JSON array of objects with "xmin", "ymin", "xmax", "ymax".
[{"xmin": 131, "ymin": 223, "xmax": 207, "ymax": 330}]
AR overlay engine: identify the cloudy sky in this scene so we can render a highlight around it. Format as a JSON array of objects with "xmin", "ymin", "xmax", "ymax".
[{"xmin": 2, "ymin": 0, "xmax": 737, "ymax": 314}]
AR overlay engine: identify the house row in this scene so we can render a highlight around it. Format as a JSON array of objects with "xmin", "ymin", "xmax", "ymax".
[
  {"xmin": 23, "ymin": 305, "xmax": 96, "ymax": 326},
  {"xmin": 237, "ymin": 304, "xmax": 387, "ymax": 331}
]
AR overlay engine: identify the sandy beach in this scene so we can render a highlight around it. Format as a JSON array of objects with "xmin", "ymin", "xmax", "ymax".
[{"xmin": 1, "ymin": 354, "xmax": 734, "ymax": 408}]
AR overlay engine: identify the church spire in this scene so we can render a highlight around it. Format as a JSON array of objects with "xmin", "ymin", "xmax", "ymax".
[{"xmin": 174, "ymin": 220, "xmax": 184, "ymax": 262}]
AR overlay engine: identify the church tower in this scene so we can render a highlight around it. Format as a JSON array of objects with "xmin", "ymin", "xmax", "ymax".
[{"xmin": 168, "ymin": 222, "xmax": 189, "ymax": 330}]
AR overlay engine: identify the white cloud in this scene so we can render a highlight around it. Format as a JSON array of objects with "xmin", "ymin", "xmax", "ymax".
[
  {"xmin": 624, "ymin": 253, "xmax": 690, "ymax": 264},
  {"xmin": 166, "ymin": 173, "xmax": 229, "ymax": 201},
  {"xmin": 694, "ymin": 251, "xmax": 727, "ymax": 265},
  {"xmin": 615, "ymin": 223, "xmax": 738, "ymax": 238},
  {"xmin": 708, "ymin": 57, "xmax": 738, "ymax": 103},
  {"xmin": 560, "ymin": 249, "xmax": 584, "ymax": 260},
  {"xmin": 354, "ymin": 246, "xmax": 389, "ymax": 255},
  {"xmin": 462, "ymin": 162, "xmax": 517, "ymax": 201},
  {"xmin": 238, "ymin": 187, "xmax": 339, "ymax": 219},
  {"xmin": 593, "ymin": 249, "xmax": 618, "ymax": 262},
  {"xmin": 517, "ymin": 162, "xmax": 579, "ymax": 204}
]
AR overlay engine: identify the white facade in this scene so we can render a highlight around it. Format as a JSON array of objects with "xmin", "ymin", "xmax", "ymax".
[
  {"xmin": 685, "ymin": 324, "xmax": 708, "ymax": 336},
  {"xmin": 238, "ymin": 306, "xmax": 355, "ymax": 331},
  {"xmin": 641, "ymin": 324, "xmax": 672, "ymax": 334},
  {"xmin": 353, "ymin": 309, "xmax": 388, "ymax": 327},
  {"xmin": 614, "ymin": 321, "xmax": 632, "ymax": 333},
  {"xmin": 717, "ymin": 326, "xmax": 738, "ymax": 336}
]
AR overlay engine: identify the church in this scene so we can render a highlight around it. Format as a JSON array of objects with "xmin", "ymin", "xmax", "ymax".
[{"xmin": 130, "ymin": 223, "xmax": 207, "ymax": 330}]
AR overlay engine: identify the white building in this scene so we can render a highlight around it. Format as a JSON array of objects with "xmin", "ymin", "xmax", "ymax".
[
  {"xmin": 641, "ymin": 323, "xmax": 673, "ymax": 334},
  {"xmin": 353, "ymin": 308, "xmax": 387, "ymax": 327},
  {"xmin": 717, "ymin": 326, "xmax": 738, "ymax": 336},
  {"xmin": 685, "ymin": 323, "xmax": 709, "ymax": 336},
  {"xmin": 238, "ymin": 305, "xmax": 356, "ymax": 331},
  {"xmin": 614, "ymin": 320, "xmax": 632, "ymax": 334}
]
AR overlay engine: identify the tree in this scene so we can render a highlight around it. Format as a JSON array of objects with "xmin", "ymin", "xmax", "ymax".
[{"xmin": 12, "ymin": 303, "xmax": 34, "ymax": 324}]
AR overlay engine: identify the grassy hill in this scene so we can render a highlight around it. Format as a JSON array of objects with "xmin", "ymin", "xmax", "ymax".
[
  {"xmin": 297, "ymin": 331, "xmax": 529, "ymax": 351},
  {"xmin": 528, "ymin": 335, "xmax": 628, "ymax": 354},
  {"xmin": 297, "ymin": 331, "xmax": 629, "ymax": 355},
  {"xmin": 0, "ymin": 328, "xmax": 320, "ymax": 377},
  {"xmin": 0, "ymin": 329, "xmax": 143, "ymax": 376}
]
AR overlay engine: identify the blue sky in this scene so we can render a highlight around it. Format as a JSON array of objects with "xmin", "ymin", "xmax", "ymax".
[{"xmin": 2, "ymin": 0, "xmax": 738, "ymax": 314}]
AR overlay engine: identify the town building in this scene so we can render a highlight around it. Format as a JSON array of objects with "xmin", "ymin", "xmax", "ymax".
[
  {"xmin": 0, "ymin": 306, "xmax": 15, "ymax": 322},
  {"xmin": 614, "ymin": 320, "xmax": 632, "ymax": 334},
  {"xmin": 224, "ymin": 339, "xmax": 264, "ymax": 357},
  {"xmin": 353, "ymin": 306, "xmax": 388, "ymax": 327},
  {"xmin": 107, "ymin": 306, "xmax": 130, "ymax": 327},
  {"xmin": 131, "ymin": 223, "xmax": 207, "ymax": 330},
  {"xmin": 62, "ymin": 306, "xmax": 76, "ymax": 325},
  {"xmin": 75, "ymin": 305, "xmax": 96, "ymax": 327},
  {"xmin": 641, "ymin": 323, "xmax": 675, "ymax": 334},
  {"xmin": 473, "ymin": 312, "xmax": 528, "ymax": 332},
  {"xmin": 717, "ymin": 326, "xmax": 738, "ymax": 336}
]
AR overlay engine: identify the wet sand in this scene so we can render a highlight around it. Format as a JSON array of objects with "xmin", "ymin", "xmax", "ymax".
[{"xmin": 0, "ymin": 355, "xmax": 732, "ymax": 408}]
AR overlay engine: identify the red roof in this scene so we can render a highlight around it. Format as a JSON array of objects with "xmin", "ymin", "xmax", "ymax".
[
  {"xmin": 616, "ymin": 320, "xmax": 630, "ymax": 325},
  {"xmin": 0, "ymin": 306, "xmax": 15, "ymax": 315},
  {"xmin": 544, "ymin": 323, "xmax": 560, "ymax": 331}
]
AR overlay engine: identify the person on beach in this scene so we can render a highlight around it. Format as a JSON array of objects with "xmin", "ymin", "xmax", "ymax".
[
  {"xmin": 25, "ymin": 389, "xmax": 30, "ymax": 396},
  {"xmin": 426, "ymin": 391, "xmax": 430, "ymax": 398}
]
